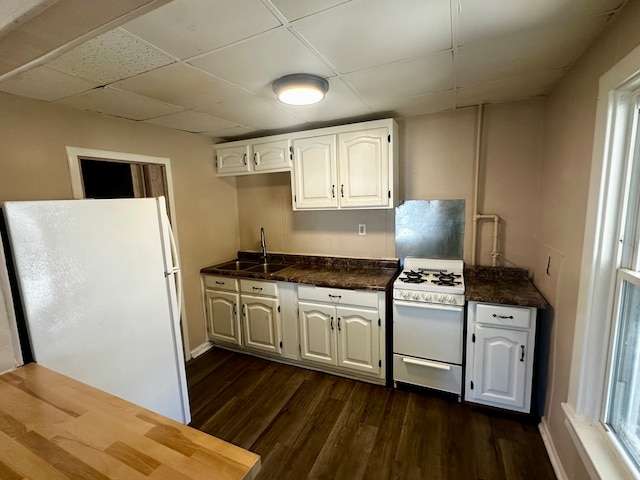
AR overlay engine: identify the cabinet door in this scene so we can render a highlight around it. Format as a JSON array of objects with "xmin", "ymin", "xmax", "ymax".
[
  {"xmin": 471, "ymin": 326, "xmax": 528, "ymax": 409},
  {"xmin": 205, "ymin": 289, "xmax": 241, "ymax": 345},
  {"xmin": 253, "ymin": 139, "xmax": 291, "ymax": 172},
  {"xmin": 242, "ymin": 295, "xmax": 280, "ymax": 354},
  {"xmin": 338, "ymin": 127, "xmax": 389, "ymax": 208},
  {"xmin": 337, "ymin": 306, "xmax": 380, "ymax": 376},
  {"xmin": 216, "ymin": 145, "xmax": 251, "ymax": 175},
  {"xmin": 298, "ymin": 301, "xmax": 337, "ymax": 366},
  {"xmin": 292, "ymin": 135, "xmax": 338, "ymax": 210}
]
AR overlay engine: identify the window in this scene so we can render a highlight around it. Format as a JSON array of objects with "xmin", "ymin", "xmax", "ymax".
[
  {"xmin": 564, "ymin": 45, "xmax": 640, "ymax": 479},
  {"xmin": 605, "ymin": 97, "xmax": 640, "ymax": 471}
]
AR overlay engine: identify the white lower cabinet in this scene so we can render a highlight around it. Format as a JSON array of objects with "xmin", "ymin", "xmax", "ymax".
[
  {"xmin": 465, "ymin": 301, "xmax": 537, "ymax": 413},
  {"xmin": 202, "ymin": 275, "xmax": 386, "ymax": 385},
  {"xmin": 203, "ymin": 275, "xmax": 241, "ymax": 346},
  {"xmin": 240, "ymin": 279, "xmax": 281, "ymax": 355},
  {"xmin": 298, "ymin": 285, "xmax": 384, "ymax": 381}
]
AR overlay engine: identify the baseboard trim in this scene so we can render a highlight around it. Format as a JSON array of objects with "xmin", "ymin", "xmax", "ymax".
[
  {"xmin": 539, "ymin": 416, "xmax": 569, "ymax": 480},
  {"xmin": 190, "ymin": 341, "xmax": 213, "ymax": 359}
]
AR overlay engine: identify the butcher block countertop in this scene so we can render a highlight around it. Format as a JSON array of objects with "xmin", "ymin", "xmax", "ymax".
[
  {"xmin": 0, "ymin": 363, "xmax": 261, "ymax": 480},
  {"xmin": 201, "ymin": 251, "xmax": 400, "ymax": 291},
  {"xmin": 465, "ymin": 266, "xmax": 549, "ymax": 309}
]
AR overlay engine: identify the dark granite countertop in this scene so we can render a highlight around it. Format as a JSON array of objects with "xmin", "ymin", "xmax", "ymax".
[
  {"xmin": 201, "ymin": 251, "xmax": 400, "ymax": 291},
  {"xmin": 464, "ymin": 266, "xmax": 549, "ymax": 309}
]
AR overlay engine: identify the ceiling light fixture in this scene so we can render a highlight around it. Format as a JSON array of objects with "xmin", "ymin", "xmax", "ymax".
[{"xmin": 272, "ymin": 73, "xmax": 329, "ymax": 106}]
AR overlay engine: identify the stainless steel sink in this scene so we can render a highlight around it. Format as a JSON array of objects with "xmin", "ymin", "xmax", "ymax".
[
  {"xmin": 244, "ymin": 263, "xmax": 292, "ymax": 274},
  {"xmin": 214, "ymin": 260, "xmax": 260, "ymax": 271}
]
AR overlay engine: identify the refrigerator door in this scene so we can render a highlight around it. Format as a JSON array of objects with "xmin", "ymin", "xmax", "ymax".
[{"xmin": 4, "ymin": 198, "xmax": 190, "ymax": 424}]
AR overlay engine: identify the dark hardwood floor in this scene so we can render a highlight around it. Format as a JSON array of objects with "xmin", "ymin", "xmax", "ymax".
[{"xmin": 187, "ymin": 347, "xmax": 556, "ymax": 480}]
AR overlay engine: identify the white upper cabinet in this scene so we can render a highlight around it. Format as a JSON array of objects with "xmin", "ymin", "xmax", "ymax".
[
  {"xmin": 291, "ymin": 119, "xmax": 397, "ymax": 210},
  {"xmin": 216, "ymin": 139, "xmax": 291, "ymax": 176},
  {"xmin": 338, "ymin": 127, "xmax": 389, "ymax": 208},
  {"xmin": 253, "ymin": 139, "xmax": 291, "ymax": 173},
  {"xmin": 216, "ymin": 144, "xmax": 251, "ymax": 175},
  {"xmin": 214, "ymin": 118, "xmax": 398, "ymax": 210},
  {"xmin": 292, "ymin": 135, "xmax": 338, "ymax": 209}
]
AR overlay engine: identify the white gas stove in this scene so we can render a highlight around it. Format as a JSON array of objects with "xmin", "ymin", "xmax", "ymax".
[
  {"xmin": 392, "ymin": 257, "xmax": 466, "ymax": 399},
  {"xmin": 393, "ymin": 257, "xmax": 465, "ymax": 306}
]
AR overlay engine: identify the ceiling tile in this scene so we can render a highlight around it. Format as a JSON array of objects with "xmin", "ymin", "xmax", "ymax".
[
  {"xmin": 122, "ymin": 0, "xmax": 282, "ymax": 60},
  {"xmin": 291, "ymin": 0, "xmax": 451, "ymax": 73},
  {"xmin": 456, "ymin": 70, "xmax": 567, "ymax": 107},
  {"xmin": 199, "ymin": 95, "xmax": 307, "ymax": 131},
  {"xmin": 0, "ymin": 65, "xmax": 98, "ymax": 101},
  {"xmin": 55, "ymin": 86, "xmax": 184, "ymax": 120},
  {"xmin": 189, "ymin": 27, "xmax": 334, "ymax": 97},
  {"xmin": 0, "ymin": 0, "xmax": 57, "ymax": 36},
  {"xmin": 344, "ymin": 51, "xmax": 453, "ymax": 103},
  {"xmin": 204, "ymin": 124, "xmax": 257, "ymax": 140},
  {"xmin": 47, "ymin": 28, "xmax": 175, "ymax": 84},
  {"xmin": 457, "ymin": 16, "xmax": 608, "ymax": 88},
  {"xmin": 458, "ymin": 0, "xmax": 623, "ymax": 45},
  {"xmin": 269, "ymin": 0, "xmax": 350, "ymax": 21},
  {"xmin": 111, "ymin": 63, "xmax": 247, "ymax": 109},
  {"xmin": 280, "ymin": 77, "xmax": 372, "ymax": 123},
  {"xmin": 144, "ymin": 110, "xmax": 237, "ymax": 133},
  {"xmin": 369, "ymin": 90, "xmax": 456, "ymax": 118}
]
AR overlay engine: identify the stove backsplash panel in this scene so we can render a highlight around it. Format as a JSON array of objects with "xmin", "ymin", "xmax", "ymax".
[{"xmin": 395, "ymin": 199, "xmax": 465, "ymax": 263}]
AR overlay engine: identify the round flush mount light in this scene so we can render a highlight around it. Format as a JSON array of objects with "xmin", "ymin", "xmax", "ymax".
[{"xmin": 272, "ymin": 73, "xmax": 329, "ymax": 106}]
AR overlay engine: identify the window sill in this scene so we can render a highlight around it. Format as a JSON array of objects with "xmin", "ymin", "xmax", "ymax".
[{"xmin": 562, "ymin": 402, "xmax": 638, "ymax": 479}]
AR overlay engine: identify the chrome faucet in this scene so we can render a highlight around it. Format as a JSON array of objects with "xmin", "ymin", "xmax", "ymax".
[{"xmin": 260, "ymin": 227, "xmax": 267, "ymax": 263}]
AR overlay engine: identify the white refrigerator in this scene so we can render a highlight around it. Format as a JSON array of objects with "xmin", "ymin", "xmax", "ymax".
[{"xmin": 3, "ymin": 197, "xmax": 190, "ymax": 424}]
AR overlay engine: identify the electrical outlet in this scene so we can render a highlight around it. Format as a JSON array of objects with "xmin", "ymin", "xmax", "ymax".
[{"xmin": 358, "ymin": 224, "xmax": 366, "ymax": 235}]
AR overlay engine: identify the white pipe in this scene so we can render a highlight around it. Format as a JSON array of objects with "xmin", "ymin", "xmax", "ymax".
[
  {"xmin": 476, "ymin": 214, "xmax": 500, "ymax": 266},
  {"xmin": 471, "ymin": 104, "xmax": 483, "ymax": 265},
  {"xmin": 471, "ymin": 104, "xmax": 501, "ymax": 266}
]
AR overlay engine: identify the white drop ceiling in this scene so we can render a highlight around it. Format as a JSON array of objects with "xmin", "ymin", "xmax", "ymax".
[{"xmin": 0, "ymin": 0, "xmax": 628, "ymax": 141}]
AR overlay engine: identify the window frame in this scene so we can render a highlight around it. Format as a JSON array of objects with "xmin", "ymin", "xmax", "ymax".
[{"xmin": 565, "ymin": 43, "xmax": 640, "ymax": 479}]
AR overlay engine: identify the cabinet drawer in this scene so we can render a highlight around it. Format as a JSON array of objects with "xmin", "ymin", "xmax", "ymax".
[
  {"xmin": 476, "ymin": 303, "xmax": 531, "ymax": 329},
  {"xmin": 240, "ymin": 279, "xmax": 277, "ymax": 297},
  {"xmin": 393, "ymin": 354, "xmax": 462, "ymax": 395},
  {"xmin": 297, "ymin": 284, "xmax": 378, "ymax": 308},
  {"xmin": 204, "ymin": 275, "xmax": 238, "ymax": 291}
]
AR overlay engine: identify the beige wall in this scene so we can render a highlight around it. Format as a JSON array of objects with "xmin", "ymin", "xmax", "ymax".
[
  {"xmin": 237, "ymin": 100, "xmax": 544, "ymax": 273},
  {"xmin": 533, "ymin": 0, "xmax": 640, "ymax": 478},
  {"xmin": 0, "ymin": 92, "xmax": 240, "ymax": 353}
]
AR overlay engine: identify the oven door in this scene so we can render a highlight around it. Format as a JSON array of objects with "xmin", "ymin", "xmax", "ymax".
[{"xmin": 393, "ymin": 300, "xmax": 463, "ymax": 365}]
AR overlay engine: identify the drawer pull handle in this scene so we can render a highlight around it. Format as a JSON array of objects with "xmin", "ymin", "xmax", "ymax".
[
  {"xmin": 215, "ymin": 281, "xmax": 225, "ymax": 285},
  {"xmin": 493, "ymin": 314, "xmax": 514, "ymax": 319},
  {"xmin": 253, "ymin": 286, "xmax": 263, "ymax": 291},
  {"xmin": 328, "ymin": 294, "xmax": 342, "ymax": 299},
  {"xmin": 402, "ymin": 358, "xmax": 451, "ymax": 371}
]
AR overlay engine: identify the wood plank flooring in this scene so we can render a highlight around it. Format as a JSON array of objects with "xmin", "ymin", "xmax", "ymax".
[{"xmin": 187, "ymin": 347, "xmax": 556, "ymax": 480}]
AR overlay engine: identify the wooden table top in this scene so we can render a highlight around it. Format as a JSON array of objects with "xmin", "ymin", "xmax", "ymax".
[{"xmin": 0, "ymin": 363, "xmax": 261, "ymax": 479}]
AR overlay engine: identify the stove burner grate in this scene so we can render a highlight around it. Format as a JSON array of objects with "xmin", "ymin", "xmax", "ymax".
[{"xmin": 399, "ymin": 276, "xmax": 428, "ymax": 283}]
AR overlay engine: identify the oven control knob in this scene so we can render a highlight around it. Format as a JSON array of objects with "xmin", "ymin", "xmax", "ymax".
[
  {"xmin": 424, "ymin": 292, "xmax": 432, "ymax": 301},
  {"xmin": 411, "ymin": 292, "xmax": 419, "ymax": 300},
  {"xmin": 435, "ymin": 294, "xmax": 443, "ymax": 302},
  {"xmin": 446, "ymin": 295, "xmax": 455, "ymax": 303}
]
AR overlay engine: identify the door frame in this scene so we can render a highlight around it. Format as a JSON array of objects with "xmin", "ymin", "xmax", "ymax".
[{"xmin": 65, "ymin": 146, "xmax": 190, "ymax": 359}]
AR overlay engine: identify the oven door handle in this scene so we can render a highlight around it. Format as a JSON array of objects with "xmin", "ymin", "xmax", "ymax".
[
  {"xmin": 393, "ymin": 300, "xmax": 463, "ymax": 312},
  {"xmin": 402, "ymin": 357, "xmax": 451, "ymax": 371}
]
